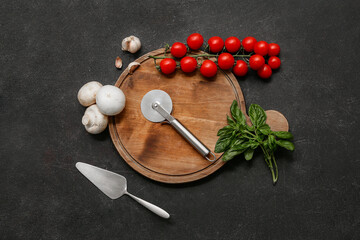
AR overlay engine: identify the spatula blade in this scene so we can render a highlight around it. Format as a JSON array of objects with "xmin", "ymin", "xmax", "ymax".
[{"xmin": 76, "ymin": 162, "xmax": 127, "ymax": 199}]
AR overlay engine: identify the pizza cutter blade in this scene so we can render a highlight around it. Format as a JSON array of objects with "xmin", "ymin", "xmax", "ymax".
[
  {"xmin": 140, "ymin": 90, "xmax": 216, "ymax": 162},
  {"xmin": 140, "ymin": 90, "xmax": 173, "ymax": 123}
]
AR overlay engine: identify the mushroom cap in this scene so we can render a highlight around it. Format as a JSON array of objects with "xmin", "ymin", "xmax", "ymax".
[
  {"xmin": 82, "ymin": 104, "xmax": 108, "ymax": 134},
  {"xmin": 96, "ymin": 85, "xmax": 126, "ymax": 116},
  {"xmin": 77, "ymin": 81, "xmax": 103, "ymax": 107}
]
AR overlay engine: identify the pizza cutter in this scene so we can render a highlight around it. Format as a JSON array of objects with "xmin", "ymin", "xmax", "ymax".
[{"xmin": 141, "ymin": 90, "xmax": 216, "ymax": 162}]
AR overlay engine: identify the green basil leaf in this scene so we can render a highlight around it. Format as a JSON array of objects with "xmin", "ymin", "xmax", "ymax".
[
  {"xmin": 214, "ymin": 135, "xmax": 233, "ymax": 153},
  {"xmin": 230, "ymin": 100, "xmax": 246, "ymax": 126},
  {"xmin": 267, "ymin": 135, "xmax": 276, "ymax": 151},
  {"xmin": 232, "ymin": 143, "xmax": 249, "ymax": 151},
  {"xmin": 250, "ymin": 141, "xmax": 259, "ymax": 149},
  {"xmin": 255, "ymin": 130, "xmax": 265, "ymax": 141},
  {"xmin": 232, "ymin": 141, "xmax": 257, "ymax": 151},
  {"xmin": 230, "ymin": 139, "xmax": 244, "ymax": 148},
  {"xmin": 248, "ymin": 104, "xmax": 267, "ymax": 127},
  {"xmin": 227, "ymin": 115, "xmax": 236, "ymax": 127},
  {"xmin": 222, "ymin": 148, "xmax": 246, "ymax": 162},
  {"xmin": 244, "ymin": 148, "xmax": 254, "ymax": 161},
  {"xmin": 246, "ymin": 125, "xmax": 255, "ymax": 132},
  {"xmin": 263, "ymin": 140, "xmax": 268, "ymax": 149},
  {"xmin": 217, "ymin": 125, "xmax": 233, "ymax": 137},
  {"xmin": 273, "ymin": 131, "xmax": 293, "ymax": 139},
  {"xmin": 242, "ymin": 133, "xmax": 254, "ymax": 140},
  {"xmin": 258, "ymin": 124, "xmax": 271, "ymax": 135},
  {"xmin": 276, "ymin": 140, "xmax": 295, "ymax": 151},
  {"xmin": 235, "ymin": 123, "xmax": 246, "ymax": 132}
]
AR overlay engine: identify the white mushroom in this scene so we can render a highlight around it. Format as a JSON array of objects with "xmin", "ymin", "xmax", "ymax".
[
  {"xmin": 82, "ymin": 104, "xmax": 108, "ymax": 134},
  {"xmin": 77, "ymin": 81, "xmax": 103, "ymax": 107},
  {"xmin": 96, "ymin": 85, "xmax": 126, "ymax": 116}
]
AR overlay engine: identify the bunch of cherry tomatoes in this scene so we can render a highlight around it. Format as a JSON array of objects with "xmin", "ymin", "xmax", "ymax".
[{"xmin": 152, "ymin": 33, "xmax": 281, "ymax": 79}]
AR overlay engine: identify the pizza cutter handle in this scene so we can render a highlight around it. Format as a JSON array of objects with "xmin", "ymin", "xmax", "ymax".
[{"xmin": 170, "ymin": 119, "xmax": 217, "ymax": 162}]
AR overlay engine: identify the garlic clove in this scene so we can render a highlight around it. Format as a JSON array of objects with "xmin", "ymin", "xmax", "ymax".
[
  {"xmin": 115, "ymin": 56, "xmax": 123, "ymax": 69},
  {"xmin": 122, "ymin": 35, "xmax": 141, "ymax": 53},
  {"xmin": 128, "ymin": 62, "xmax": 140, "ymax": 74}
]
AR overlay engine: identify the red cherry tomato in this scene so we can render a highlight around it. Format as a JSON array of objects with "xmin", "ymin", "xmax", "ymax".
[
  {"xmin": 225, "ymin": 36, "xmax": 241, "ymax": 53},
  {"xmin": 268, "ymin": 56, "xmax": 281, "ymax": 69},
  {"xmin": 217, "ymin": 53, "xmax": 235, "ymax": 70},
  {"xmin": 208, "ymin": 36, "xmax": 224, "ymax": 53},
  {"xmin": 249, "ymin": 54, "xmax": 265, "ymax": 70},
  {"xmin": 180, "ymin": 56, "xmax": 197, "ymax": 73},
  {"xmin": 268, "ymin": 43, "xmax": 280, "ymax": 56},
  {"xmin": 257, "ymin": 64, "xmax": 272, "ymax": 79},
  {"xmin": 200, "ymin": 60, "xmax": 217, "ymax": 77},
  {"xmin": 160, "ymin": 58, "xmax": 177, "ymax": 74},
  {"xmin": 171, "ymin": 42, "xmax": 187, "ymax": 58},
  {"xmin": 254, "ymin": 41, "xmax": 269, "ymax": 56},
  {"xmin": 242, "ymin": 36, "xmax": 257, "ymax": 52},
  {"xmin": 187, "ymin": 33, "xmax": 204, "ymax": 50},
  {"xmin": 233, "ymin": 60, "xmax": 248, "ymax": 77}
]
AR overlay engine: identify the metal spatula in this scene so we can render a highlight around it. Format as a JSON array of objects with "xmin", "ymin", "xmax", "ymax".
[
  {"xmin": 140, "ymin": 89, "xmax": 216, "ymax": 161},
  {"xmin": 75, "ymin": 162, "xmax": 170, "ymax": 219}
]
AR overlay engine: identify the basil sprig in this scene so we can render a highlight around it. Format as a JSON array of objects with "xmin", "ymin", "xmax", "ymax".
[{"xmin": 215, "ymin": 100, "xmax": 295, "ymax": 184}]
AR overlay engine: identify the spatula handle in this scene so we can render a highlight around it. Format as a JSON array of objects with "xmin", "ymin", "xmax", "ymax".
[{"xmin": 126, "ymin": 192, "xmax": 170, "ymax": 219}]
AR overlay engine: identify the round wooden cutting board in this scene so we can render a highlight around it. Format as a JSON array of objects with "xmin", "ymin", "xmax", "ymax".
[{"xmin": 109, "ymin": 49, "xmax": 288, "ymax": 183}]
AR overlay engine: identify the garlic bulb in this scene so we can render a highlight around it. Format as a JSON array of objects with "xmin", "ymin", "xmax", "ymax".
[
  {"xmin": 82, "ymin": 104, "xmax": 108, "ymax": 134},
  {"xmin": 122, "ymin": 36, "xmax": 141, "ymax": 53}
]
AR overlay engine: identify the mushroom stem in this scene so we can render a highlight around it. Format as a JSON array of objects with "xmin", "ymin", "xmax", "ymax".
[
  {"xmin": 82, "ymin": 114, "xmax": 90, "ymax": 126},
  {"xmin": 81, "ymin": 104, "xmax": 108, "ymax": 134}
]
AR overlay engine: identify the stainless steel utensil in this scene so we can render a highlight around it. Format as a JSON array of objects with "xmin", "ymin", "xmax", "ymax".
[
  {"xmin": 75, "ymin": 162, "xmax": 170, "ymax": 219},
  {"xmin": 140, "ymin": 89, "xmax": 216, "ymax": 162}
]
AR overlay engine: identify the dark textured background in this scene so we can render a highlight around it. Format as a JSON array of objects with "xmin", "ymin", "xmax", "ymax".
[{"xmin": 1, "ymin": 0, "xmax": 359, "ymax": 239}]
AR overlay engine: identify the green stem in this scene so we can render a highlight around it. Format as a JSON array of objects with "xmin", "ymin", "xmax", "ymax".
[
  {"xmin": 271, "ymin": 152, "xmax": 278, "ymax": 183},
  {"xmin": 266, "ymin": 150, "xmax": 276, "ymax": 184},
  {"xmin": 259, "ymin": 144, "xmax": 277, "ymax": 184},
  {"xmin": 149, "ymin": 54, "xmax": 251, "ymax": 59},
  {"xmin": 244, "ymin": 130, "xmax": 257, "ymax": 138},
  {"xmin": 255, "ymin": 130, "xmax": 275, "ymax": 183},
  {"xmin": 259, "ymin": 144, "xmax": 270, "ymax": 166}
]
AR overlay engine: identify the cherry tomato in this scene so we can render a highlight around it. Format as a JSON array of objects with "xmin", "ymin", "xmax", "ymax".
[
  {"xmin": 268, "ymin": 56, "xmax": 281, "ymax": 69},
  {"xmin": 233, "ymin": 60, "xmax": 248, "ymax": 77},
  {"xmin": 187, "ymin": 33, "xmax": 204, "ymax": 50},
  {"xmin": 254, "ymin": 41, "xmax": 269, "ymax": 56},
  {"xmin": 171, "ymin": 42, "xmax": 187, "ymax": 58},
  {"xmin": 160, "ymin": 58, "xmax": 177, "ymax": 74},
  {"xmin": 225, "ymin": 36, "xmax": 241, "ymax": 53},
  {"xmin": 242, "ymin": 36, "xmax": 257, "ymax": 52},
  {"xmin": 249, "ymin": 54, "xmax": 265, "ymax": 70},
  {"xmin": 180, "ymin": 56, "xmax": 197, "ymax": 73},
  {"xmin": 217, "ymin": 53, "xmax": 235, "ymax": 70},
  {"xmin": 257, "ymin": 64, "xmax": 272, "ymax": 79},
  {"xmin": 268, "ymin": 43, "xmax": 280, "ymax": 56},
  {"xmin": 200, "ymin": 60, "xmax": 217, "ymax": 77},
  {"xmin": 208, "ymin": 36, "xmax": 224, "ymax": 53}
]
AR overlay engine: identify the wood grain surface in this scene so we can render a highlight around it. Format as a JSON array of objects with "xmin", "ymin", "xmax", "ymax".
[{"xmin": 109, "ymin": 49, "xmax": 288, "ymax": 183}]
